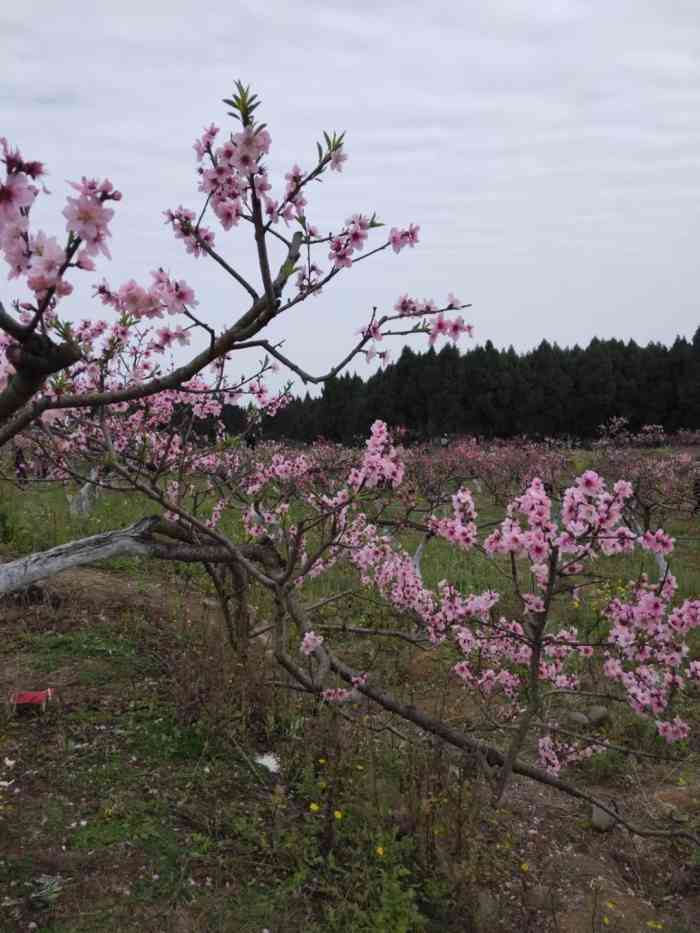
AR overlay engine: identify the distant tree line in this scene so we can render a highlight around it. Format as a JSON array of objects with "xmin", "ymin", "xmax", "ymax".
[{"xmin": 215, "ymin": 329, "xmax": 700, "ymax": 445}]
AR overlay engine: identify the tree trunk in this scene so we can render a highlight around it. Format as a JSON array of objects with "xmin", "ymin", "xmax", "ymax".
[{"xmin": 0, "ymin": 517, "xmax": 160, "ymax": 596}]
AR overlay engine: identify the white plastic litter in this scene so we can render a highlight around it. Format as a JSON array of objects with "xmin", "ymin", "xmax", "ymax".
[{"xmin": 255, "ymin": 753, "xmax": 280, "ymax": 774}]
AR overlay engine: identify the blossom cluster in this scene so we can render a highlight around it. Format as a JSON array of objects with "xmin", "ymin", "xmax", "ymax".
[
  {"xmin": 392, "ymin": 292, "xmax": 474, "ymax": 345},
  {"xmin": 329, "ymin": 214, "xmax": 372, "ymax": 269},
  {"xmin": 429, "ymin": 486, "xmax": 478, "ymax": 551},
  {"xmin": 1, "ymin": 139, "xmax": 119, "ymax": 305},
  {"xmin": 301, "ymin": 631, "xmax": 324, "ymax": 656},
  {"xmin": 347, "ymin": 420, "xmax": 405, "ymax": 490}
]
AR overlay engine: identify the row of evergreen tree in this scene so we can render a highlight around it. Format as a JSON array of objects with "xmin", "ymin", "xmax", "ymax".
[{"xmin": 227, "ymin": 330, "xmax": 700, "ymax": 445}]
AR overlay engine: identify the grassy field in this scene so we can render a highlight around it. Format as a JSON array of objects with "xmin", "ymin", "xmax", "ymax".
[{"xmin": 2, "ymin": 464, "xmax": 699, "ymax": 594}]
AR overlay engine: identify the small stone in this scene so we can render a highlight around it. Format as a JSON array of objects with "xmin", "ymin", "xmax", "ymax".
[
  {"xmin": 591, "ymin": 802, "xmax": 617, "ymax": 832},
  {"xmin": 587, "ymin": 705, "xmax": 609, "ymax": 727}
]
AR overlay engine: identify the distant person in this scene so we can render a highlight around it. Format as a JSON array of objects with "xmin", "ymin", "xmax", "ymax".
[
  {"xmin": 14, "ymin": 446, "xmax": 27, "ymax": 487},
  {"xmin": 440, "ymin": 434, "xmax": 449, "ymax": 450},
  {"xmin": 245, "ymin": 431, "xmax": 257, "ymax": 450}
]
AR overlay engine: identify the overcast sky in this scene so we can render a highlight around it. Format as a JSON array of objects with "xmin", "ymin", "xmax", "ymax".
[{"xmin": 3, "ymin": 1, "xmax": 700, "ymax": 394}]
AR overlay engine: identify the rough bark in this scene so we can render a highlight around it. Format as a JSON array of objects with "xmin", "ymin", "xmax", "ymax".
[
  {"xmin": 0, "ymin": 517, "xmax": 161, "ymax": 596},
  {"xmin": 0, "ymin": 516, "xmax": 269, "ymax": 597}
]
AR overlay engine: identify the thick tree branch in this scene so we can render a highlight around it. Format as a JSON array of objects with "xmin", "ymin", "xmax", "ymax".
[
  {"xmin": 0, "ymin": 335, "xmax": 82, "ymax": 422},
  {"xmin": 0, "ymin": 300, "xmax": 29, "ymax": 340},
  {"xmin": 250, "ymin": 187, "xmax": 276, "ymax": 310},
  {"xmin": 0, "ymin": 234, "xmax": 305, "ymax": 447},
  {"xmin": 0, "ymin": 515, "xmax": 273, "ymax": 597},
  {"xmin": 0, "ymin": 517, "xmax": 161, "ymax": 595}
]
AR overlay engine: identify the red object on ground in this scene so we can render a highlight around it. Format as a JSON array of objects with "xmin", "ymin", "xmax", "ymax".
[{"xmin": 10, "ymin": 688, "xmax": 54, "ymax": 711}]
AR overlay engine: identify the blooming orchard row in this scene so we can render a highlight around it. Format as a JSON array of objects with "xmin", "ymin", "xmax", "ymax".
[{"xmin": 16, "ymin": 400, "xmax": 697, "ymax": 783}]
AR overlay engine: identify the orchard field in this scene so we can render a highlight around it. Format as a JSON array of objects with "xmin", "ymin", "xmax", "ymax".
[
  {"xmin": 1, "ymin": 432, "xmax": 699, "ymax": 933},
  {"xmin": 1, "ymin": 80, "xmax": 700, "ymax": 932}
]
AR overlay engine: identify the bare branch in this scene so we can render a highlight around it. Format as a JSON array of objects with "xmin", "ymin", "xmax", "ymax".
[
  {"xmin": 234, "ymin": 333, "xmax": 374, "ymax": 386},
  {"xmin": 192, "ymin": 233, "xmax": 259, "ymax": 303}
]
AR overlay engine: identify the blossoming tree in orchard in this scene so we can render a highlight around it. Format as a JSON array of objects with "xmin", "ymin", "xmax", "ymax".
[
  {"xmin": 591, "ymin": 417, "xmax": 697, "ymax": 533},
  {"xmin": 41, "ymin": 410, "xmax": 698, "ymax": 844},
  {"xmin": 1, "ymin": 85, "xmax": 698, "ymax": 846},
  {"xmin": 0, "ymin": 79, "xmax": 468, "ymax": 576},
  {"xmin": 0, "ymin": 81, "xmax": 470, "ymax": 444}
]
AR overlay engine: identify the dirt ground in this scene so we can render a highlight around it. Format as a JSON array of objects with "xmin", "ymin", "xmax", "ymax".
[{"xmin": 1, "ymin": 565, "xmax": 698, "ymax": 932}]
